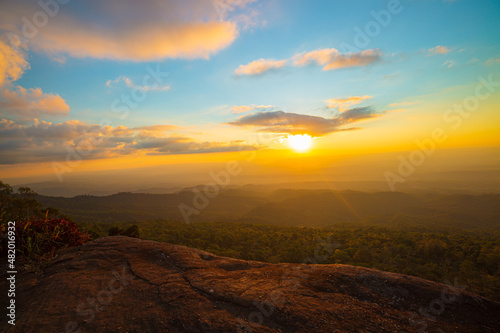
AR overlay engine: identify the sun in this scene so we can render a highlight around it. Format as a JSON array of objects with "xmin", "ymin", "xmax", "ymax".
[{"xmin": 287, "ymin": 134, "xmax": 313, "ymax": 153}]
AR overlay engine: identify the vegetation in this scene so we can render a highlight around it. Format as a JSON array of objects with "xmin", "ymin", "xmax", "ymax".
[
  {"xmin": 108, "ymin": 224, "xmax": 140, "ymax": 238},
  {"xmin": 1, "ymin": 218, "xmax": 90, "ymax": 261},
  {"xmin": 0, "ymin": 180, "xmax": 69, "ymax": 222},
  {"xmin": 0, "ymin": 181, "xmax": 90, "ymax": 268},
  {"xmin": 1, "ymin": 180, "xmax": 499, "ymax": 301},
  {"xmin": 84, "ymin": 220, "xmax": 500, "ymax": 302},
  {"xmin": 35, "ymin": 190, "xmax": 500, "ymax": 230}
]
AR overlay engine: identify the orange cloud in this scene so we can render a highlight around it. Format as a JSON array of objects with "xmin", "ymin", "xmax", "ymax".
[
  {"xmin": 0, "ymin": 119, "xmax": 258, "ymax": 164},
  {"xmin": 0, "ymin": 86, "xmax": 70, "ymax": 118},
  {"xmin": 235, "ymin": 48, "xmax": 382, "ymax": 75},
  {"xmin": 0, "ymin": 39, "xmax": 29, "ymax": 87},
  {"xmin": 326, "ymin": 96, "xmax": 373, "ymax": 112},
  {"xmin": 0, "ymin": 0, "xmax": 255, "ymax": 62},
  {"xmin": 0, "ymin": 35, "xmax": 70, "ymax": 119},
  {"xmin": 389, "ymin": 101, "xmax": 417, "ymax": 107},
  {"xmin": 230, "ymin": 105, "xmax": 275, "ymax": 113},
  {"xmin": 231, "ymin": 105, "xmax": 255, "ymax": 113},
  {"xmin": 33, "ymin": 21, "xmax": 238, "ymax": 61},
  {"xmin": 293, "ymin": 48, "xmax": 382, "ymax": 71},
  {"xmin": 428, "ymin": 45, "xmax": 452, "ymax": 55},
  {"xmin": 235, "ymin": 59, "xmax": 287, "ymax": 76}
]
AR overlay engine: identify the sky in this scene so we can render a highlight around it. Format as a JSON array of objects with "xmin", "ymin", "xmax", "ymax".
[{"xmin": 0, "ymin": 0, "xmax": 499, "ymax": 191}]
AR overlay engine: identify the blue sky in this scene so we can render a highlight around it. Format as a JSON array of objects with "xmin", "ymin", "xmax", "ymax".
[
  {"xmin": 0, "ymin": 0, "xmax": 499, "ymax": 180},
  {"xmin": 13, "ymin": 0, "xmax": 500, "ymax": 123}
]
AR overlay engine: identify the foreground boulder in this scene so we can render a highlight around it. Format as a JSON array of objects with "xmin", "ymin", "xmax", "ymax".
[{"xmin": 1, "ymin": 236, "xmax": 499, "ymax": 332}]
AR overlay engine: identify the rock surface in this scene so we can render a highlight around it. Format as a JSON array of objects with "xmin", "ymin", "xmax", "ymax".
[{"xmin": 1, "ymin": 236, "xmax": 499, "ymax": 332}]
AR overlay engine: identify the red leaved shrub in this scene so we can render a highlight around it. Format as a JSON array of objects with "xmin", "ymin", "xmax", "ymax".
[{"xmin": 1, "ymin": 218, "xmax": 90, "ymax": 260}]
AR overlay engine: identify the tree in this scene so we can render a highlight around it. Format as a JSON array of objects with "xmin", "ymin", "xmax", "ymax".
[
  {"xmin": 353, "ymin": 248, "xmax": 373, "ymax": 263},
  {"xmin": 124, "ymin": 225, "xmax": 140, "ymax": 238},
  {"xmin": 108, "ymin": 225, "xmax": 140, "ymax": 238},
  {"xmin": 0, "ymin": 181, "xmax": 13, "ymax": 221},
  {"xmin": 0, "ymin": 182, "xmax": 46, "ymax": 222},
  {"xmin": 333, "ymin": 250, "xmax": 350, "ymax": 264},
  {"xmin": 108, "ymin": 226, "xmax": 124, "ymax": 236}
]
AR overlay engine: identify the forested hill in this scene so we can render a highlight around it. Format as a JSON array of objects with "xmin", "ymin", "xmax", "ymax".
[{"xmin": 36, "ymin": 189, "xmax": 500, "ymax": 229}]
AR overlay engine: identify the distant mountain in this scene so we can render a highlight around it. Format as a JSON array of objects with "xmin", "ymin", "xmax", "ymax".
[
  {"xmin": 241, "ymin": 190, "xmax": 500, "ymax": 228},
  {"xmin": 35, "ymin": 189, "xmax": 500, "ymax": 229}
]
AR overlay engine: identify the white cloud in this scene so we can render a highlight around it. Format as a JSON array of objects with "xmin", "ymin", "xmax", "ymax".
[
  {"xmin": 443, "ymin": 59, "xmax": 457, "ymax": 68},
  {"xmin": 292, "ymin": 48, "xmax": 382, "ymax": 71},
  {"xmin": 106, "ymin": 76, "xmax": 170, "ymax": 92}
]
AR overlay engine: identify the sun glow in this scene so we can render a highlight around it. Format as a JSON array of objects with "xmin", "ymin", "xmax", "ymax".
[{"xmin": 287, "ymin": 134, "xmax": 313, "ymax": 152}]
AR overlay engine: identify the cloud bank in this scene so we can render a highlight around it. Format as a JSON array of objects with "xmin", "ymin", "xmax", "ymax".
[
  {"xmin": 0, "ymin": 119, "xmax": 259, "ymax": 164},
  {"xmin": 0, "ymin": 0, "xmax": 257, "ymax": 62},
  {"xmin": 227, "ymin": 107, "xmax": 381, "ymax": 136},
  {"xmin": 235, "ymin": 48, "xmax": 382, "ymax": 76}
]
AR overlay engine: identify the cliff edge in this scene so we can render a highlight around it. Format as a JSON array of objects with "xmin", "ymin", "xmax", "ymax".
[{"xmin": 1, "ymin": 236, "xmax": 499, "ymax": 332}]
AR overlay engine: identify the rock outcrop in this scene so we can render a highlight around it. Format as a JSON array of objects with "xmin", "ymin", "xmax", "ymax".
[{"xmin": 1, "ymin": 236, "xmax": 499, "ymax": 332}]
